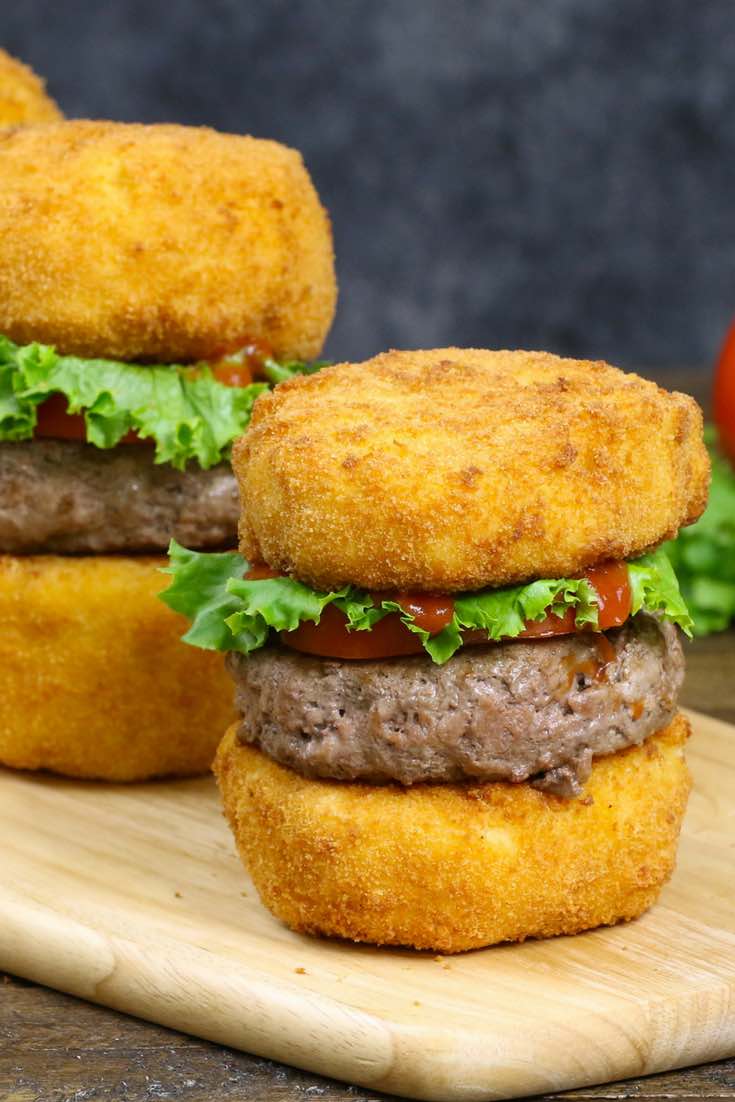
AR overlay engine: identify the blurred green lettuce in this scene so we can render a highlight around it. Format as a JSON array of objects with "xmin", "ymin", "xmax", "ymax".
[{"xmin": 664, "ymin": 429, "xmax": 735, "ymax": 635}]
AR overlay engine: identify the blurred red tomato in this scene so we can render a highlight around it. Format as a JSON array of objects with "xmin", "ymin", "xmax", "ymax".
[{"xmin": 714, "ymin": 321, "xmax": 735, "ymax": 465}]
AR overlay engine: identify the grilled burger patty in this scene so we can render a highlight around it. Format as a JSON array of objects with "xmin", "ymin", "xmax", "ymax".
[
  {"xmin": 0, "ymin": 440, "xmax": 239, "ymax": 552},
  {"xmin": 227, "ymin": 614, "xmax": 684, "ymax": 797}
]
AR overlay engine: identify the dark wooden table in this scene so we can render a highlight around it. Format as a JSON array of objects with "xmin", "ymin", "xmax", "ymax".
[{"xmin": 2, "ymin": 371, "xmax": 732, "ymax": 1101}]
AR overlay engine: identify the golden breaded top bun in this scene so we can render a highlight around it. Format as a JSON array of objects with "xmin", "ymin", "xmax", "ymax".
[
  {"xmin": 234, "ymin": 348, "xmax": 709, "ymax": 592},
  {"xmin": 0, "ymin": 49, "xmax": 62, "ymax": 125},
  {"xmin": 0, "ymin": 120, "xmax": 336, "ymax": 362}
]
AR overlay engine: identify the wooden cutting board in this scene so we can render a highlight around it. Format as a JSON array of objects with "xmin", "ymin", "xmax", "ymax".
[{"xmin": 1, "ymin": 709, "xmax": 733, "ymax": 1101}]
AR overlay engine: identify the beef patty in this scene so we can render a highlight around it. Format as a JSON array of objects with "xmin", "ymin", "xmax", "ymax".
[
  {"xmin": 0, "ymin": 440, "xmax": 239, "ymax": 552},
  {"xmin": 227, "ymin": 614, "xmax": 684, "ymax": 797}
]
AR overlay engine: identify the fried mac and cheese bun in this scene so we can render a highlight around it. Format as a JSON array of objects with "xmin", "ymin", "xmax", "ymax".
[
  {"xmin": 215, "ymin": 716, "xmax": 691, "ymax": 952},
  {"xmin": 0, "ymin": 49, "xmax": 62, "ymax": 126},
  {"xmin": 235, "ymin": 349, "xmax": 709, "ymax": 592},
  {"xmin": 0, "ymin": 121, "xmax": 336, "ymax": 362},
  {"xmin": 0, "ymin": 556, "xmax": 234, "ymax": 780}
]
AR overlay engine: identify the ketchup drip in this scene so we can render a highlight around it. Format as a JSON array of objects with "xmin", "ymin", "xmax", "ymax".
[
  {"xmin": 208, "ymin": 338, "xmax": 274, "ymax": 387},
  {"xmin": 586, "ymin": 561, "xmax": 632, "ymax": 630},
  {"xmin": 562, "ymin": 636, "xmax": 618, "ymax": 693},
  {"xmin": 373, "ymin": 592, "xmax": 455, "ymax": 635},
  {"xmin": 595, "ymin": 633, "xmax": 617, "ymax": 666}
]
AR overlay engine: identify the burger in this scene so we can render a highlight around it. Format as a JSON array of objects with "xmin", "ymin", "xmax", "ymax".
[
  {"xmin": 0, "ymin": 49, "xmax": 62, "ymax": 126},
  {"xmin": 163, "ymin": 348, "xmax": 709, "ymax": 951},
  {"xmin": 0, "ymin": 119, "xmax": 335, "ymax": 781}
]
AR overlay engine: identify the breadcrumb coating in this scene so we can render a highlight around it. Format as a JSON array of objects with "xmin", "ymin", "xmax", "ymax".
[
  {"xmin": 0, "ymin": 49, "xmax": 62, "ymax": 126},
  {"xmin": 0, "ymin": 555, "xmax": 234, "ymax": 780},
  {"xmin": 0, "ymin": 120, "xmax": 336, "ymax": 362},
  {"xmin": 235, "ymin": 348, "xmax": 709, "ymax": 591},
  {"xmin": 215, "ymin": 715, "xmax": 691, "ymax": 952}
]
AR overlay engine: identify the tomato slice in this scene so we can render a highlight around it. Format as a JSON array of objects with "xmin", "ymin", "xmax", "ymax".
[
  {"xmin": 35, "ymin": 394, "xmax": 143, "ymax": 445},
  {"xmin": 34, "ymin": 394, "xmax": 87, "ymax": 441},
  {"xmin": 280, "ymin": 561, "xmax": 633, "ymax": 660},
  {"xmin": 283, "ymin": 592, "xmax": 456, "ymax": 659},
  {"xmin": 517, "ymin": 606, "xmax": 577, "ymax": 639},
  {"xmin": 519, "ymin": 561, "xmax": 631, "ymax": 637},
  {"xmin": 714, "ymin": 320, "xmax": 735, "ymax": 466},
  {"xmin": 282, "ymin": 604, "xmax": 426, "ymax": 659}
]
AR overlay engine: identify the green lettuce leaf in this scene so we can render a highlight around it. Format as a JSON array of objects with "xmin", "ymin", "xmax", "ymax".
[
  {"xmin": 161, "ymin": 542, "xmax": 692, "ymax": 664},
  {"xmin": 160, "ymin": 541, "xmax": 252, "ymax": 650},
  {"xmin": 0, "ymin": 335, "xmax": 322, "ymax": 470},
  {"xmin": 334, "ymin": 591, "xmax": 391, "ymax": 630},
  {"xmin": 454, "ymin": 577, "xmax": 600, "ymax": 640},
  {"xmin": 665, "ymin": 434, "xmax": 735, "ymax": 635},
  {"xmin": 225, "ymin": 576, "xmax": 349, "ymax": 635},
  {"xmin": 260, "ymin": 357, "xmax": 329, "ymax": 385},
  {"xmin": 627, "ymin": 548, "xmax": 693, "ymax": 637}
]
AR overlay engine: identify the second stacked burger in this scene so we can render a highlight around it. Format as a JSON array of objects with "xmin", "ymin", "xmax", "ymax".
[
  {"xmin": 0, "ymin": 119, "xmax": 335, "ymax": 781},
  {"xmin": 165, "ymin": 348, "xmax": 708, "ymax": 951}
]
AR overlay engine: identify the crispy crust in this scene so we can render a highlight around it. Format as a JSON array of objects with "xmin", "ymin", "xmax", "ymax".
[
  {"xmin": 235, "ymin": 349, "xmax": 710, "ymax": 591},
  {"xmin": 215, "ymin": 715, "xmax": 692, "ymax": 952},
  {"xmin": 0, "ymin": 555, "xmax": 234, "ymax": 780},
  {"xmin": 0, "ymin": 120, "xmax": 336, "ymax": 362},
  {"xmin": 0, "ymin": 50, "xmax": 62, "ymax": 126}
]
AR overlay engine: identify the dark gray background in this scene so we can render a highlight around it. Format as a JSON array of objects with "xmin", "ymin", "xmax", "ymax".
[{"xmin": 2, "ymin": 0, "xmax": 734, "ymax": 377}]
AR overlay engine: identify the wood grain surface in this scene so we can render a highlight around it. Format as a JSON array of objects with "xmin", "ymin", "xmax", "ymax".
[{"xmin": 0, "ymin": 669, "xmax": 734, "ymax": 1101}]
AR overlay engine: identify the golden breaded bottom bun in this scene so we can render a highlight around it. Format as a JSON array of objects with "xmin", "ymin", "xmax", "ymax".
[
  {"xmin": 215, "ymin": 715, "xmax": 691, "ymax": 952},
  {"xmin": 0, "ymin": 555, "xmax": 234, "ymax": 781}
]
